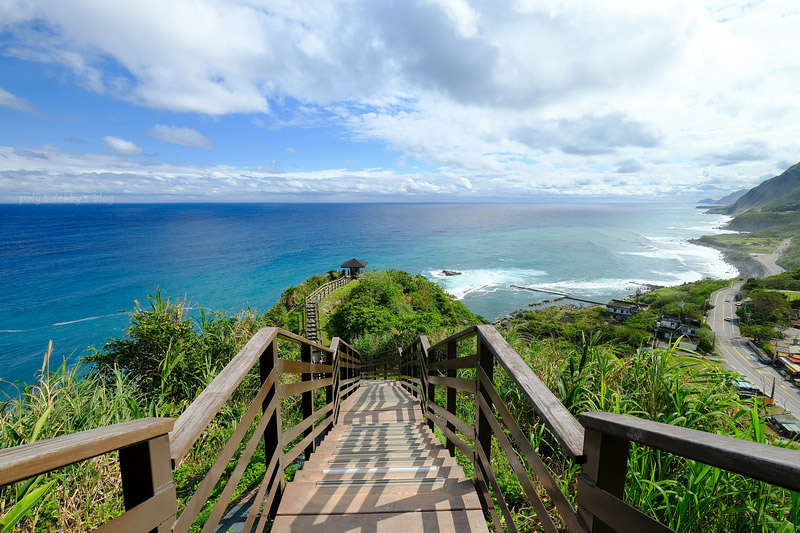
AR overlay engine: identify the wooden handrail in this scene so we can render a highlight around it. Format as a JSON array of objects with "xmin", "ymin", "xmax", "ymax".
[
  {"xmin": 0, "ymin": 418, "xmax": 173, "ymax": 486},
  {"xmin": 170, "ymin": 328, "xmax": 276, "ymax": 465},
  {"xmin": 580, "ymin": 412, "xmax": 800, "ymax": 493},
  {"xmin": 172, "ymin": 328, "xmax": 358, "ymax": 531},
  {"xmin": 425, "ymin": 325, "xmax": 584, "ymax": 460},
  {"xmin": 0, "ymin": 321, "xmax": 363, "ymax": 531},
  {"xmin": 170, "ymin": 327, "xmax": 332, "ymax": 465},
  {"xmin": 476, "ymin": 325, "xmax": 585, "ymax": 460},
  {"xmin": 393, "ymin": 324, "xmax": 800, "ymax": 532}
]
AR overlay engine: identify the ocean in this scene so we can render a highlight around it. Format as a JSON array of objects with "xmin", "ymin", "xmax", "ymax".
[{"xmin": 0, "ymin": 202, "xmax": 735, "ymax": 387}]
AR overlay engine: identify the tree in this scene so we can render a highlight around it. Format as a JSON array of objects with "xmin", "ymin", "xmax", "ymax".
[{"xmin": 737, "ymin": 290, "xmax": 791, "ymax": 326}]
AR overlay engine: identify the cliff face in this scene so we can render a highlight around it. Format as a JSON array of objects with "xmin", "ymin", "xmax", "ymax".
[{"xmin": 727, "ymin": 162, "xmax": 800, "ymax": 214}]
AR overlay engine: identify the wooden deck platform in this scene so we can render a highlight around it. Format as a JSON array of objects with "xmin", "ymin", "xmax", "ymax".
[{"xmin": 272, "ymin": 381, "xmax": 488, "ymax": 532}]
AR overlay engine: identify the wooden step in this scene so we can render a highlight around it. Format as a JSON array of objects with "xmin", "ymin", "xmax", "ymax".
[
  {"xmin": 277, "ymin": 478, "xmax": 482, "ymax": 515},
  {"xmin": 271, "ymin": 509, "xmax": 488, "ymax": 532},
  {"xmin": 274, "ymin": 381, "xmax": 488, "ymax": 532}
]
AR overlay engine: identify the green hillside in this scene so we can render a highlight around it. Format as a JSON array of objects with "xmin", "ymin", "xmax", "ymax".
[{"xmin": 727, "ymin": 162, "xmax": 800, "ymax": 214}]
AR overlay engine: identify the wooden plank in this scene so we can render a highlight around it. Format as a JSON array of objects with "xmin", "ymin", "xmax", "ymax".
[
  {"xmin": 241, "ymin": 451, "xmax": 281, "ymax": 533},
  {"xmin": 428, "ymin": 354, "xmax": 477, "ymax": 371},
  {"xmin": 580, "ymin": 412, "xmax": 800, "ymax": 493},
  {"xmin": 475, "ymin": 393, "xmax": 559, "ymax": 533},
  {"xmin": 473, "ymin": 457, "xmax": 502, "ymax": 530},
  {"xmin": 476, "ymin": 325, "xmax": 585, "ymax": 461},
  {"xmin": 280, "ymin": 377, "xmax": 334, "ymax": 398},
  {"xmin": 428, "ymin": 375, "xmax": 475, "ymax": 393},
  {"xmin": 200, "ymin": 395, "xmax": 281, "ymax": 533},
  {"xmin": 576, "ymin": 477, "xmax": 674, "ymax": 533},
  {"xmin": 427, "ymin": 401, "xmax": 474, "ymax": 440},
  {"xmin": 433, "ymin": 418, "xmax": 474, "ymax": 459},
  {"xmin": 0, "ymin": 418, "xmax": 173, "ymax": 486},
  {"xmin": 428, "ymin": 326, "xmax": 478, "ymax": 354},
  {"xmin": 445, "ymin": 340, "xmax": 458, "ymax": 457},
  {"xmin": 279, "ymin": 359, "xmax": 333, "ymax": 374},
  {"xmin": 171, "ymin": 327, "xmax": 278, "ymax": 464},
  {"xmin": 251, "ymin": 452, "xmax": 283, "ymax": 533},
  {"xmin": 94, "ymin": 486, "xmax": 176, "ymax": 533},
  {"xmin": 477, "ymin": 368, "xmax": 585, "ymax": 532},
  {"xmin": 276, "ymin": 329, "xmax": 333, "ymax": 353},
  {"xmin": 280, "ymin": 403, "xmax": 334, "ymax": 446},
  {"xmin": 475, "ymin": 439, "xmax": 519, "ymax": 533},
  {"xmin": 173, "ymin": 395, "xmax": 278, "ymax": 532},
  {"xmin": 282, "ymin": 417, "xmax": 331, "ymax": 466}
]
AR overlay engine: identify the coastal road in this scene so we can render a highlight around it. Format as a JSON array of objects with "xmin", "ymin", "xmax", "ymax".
[
  {"xmin": 709, "ymin": 282, "xmax": 800, "ymax": 416},
  {"xmin": 751, "ymin": 238, "xmax": 791, "ymax": 277}
]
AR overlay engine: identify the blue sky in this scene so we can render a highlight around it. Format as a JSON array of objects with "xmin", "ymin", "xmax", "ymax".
[{"xmin": 1, "ymin": 0, "xmax": 799, "ymax": 202}]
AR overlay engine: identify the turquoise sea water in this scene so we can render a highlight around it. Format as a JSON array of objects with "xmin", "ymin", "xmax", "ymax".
[{"xmin": 0, "ymin": 202, "xmax": 734, "ymax": 386}]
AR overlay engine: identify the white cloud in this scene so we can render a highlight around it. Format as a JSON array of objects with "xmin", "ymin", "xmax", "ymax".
[
  {"xmin": 0, "ymin": 86, "xmax": 38, "ymax": 113},
  {"xmin": 103, "ymin": 136, "xmax": 143, "ymax": 156},
  {"xmin": 149, "ymin": 124, "xmax": 213, "ymax": 149},
  {"xmin": 1, "ymin": 1, "xmax": 799, "ymax": 198},
  {"xmin": 0, "ymin": 143, "xmax": 780, "ymax": 203}
]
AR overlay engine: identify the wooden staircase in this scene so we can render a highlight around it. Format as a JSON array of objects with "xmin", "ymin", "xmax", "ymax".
[{"xmin": 272, "ymin": 381, "xmax": 488, "ymax": 532}]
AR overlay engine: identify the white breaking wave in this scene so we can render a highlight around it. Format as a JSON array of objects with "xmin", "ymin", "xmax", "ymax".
[
  {"xmin": 51, "ymin": 313, "xmax": 119, "ymax": 326},
  {"xmin": 623, "ymin": 235, "xmax": 738, "ymax": 280},
  {"xmin": 428, "ymin": 268, "xmax": 547, "ymax": 299}
]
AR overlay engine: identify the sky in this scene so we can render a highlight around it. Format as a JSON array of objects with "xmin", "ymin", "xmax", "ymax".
[{"xmin": 1, "ymin": 0, "xmax": 799, "ymax": 203}]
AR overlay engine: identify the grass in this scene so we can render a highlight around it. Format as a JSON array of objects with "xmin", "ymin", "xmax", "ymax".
[
  {"xmin": 776, "ymin": 290, "xmax": 800, "ymax": 301},
  {"xmin": 698, "ymin": 234, "xmax": 782, "ymax": 253},
  {"xmin": 316, "ymin": 280, "xmax": 360, "ymax": 345},
  {"xmin": 419, "ymin": 324, "xmax": 800, "ymax": 532}
]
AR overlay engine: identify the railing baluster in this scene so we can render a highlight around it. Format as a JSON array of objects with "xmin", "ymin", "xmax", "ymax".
[
  {"xmin": 301, "ymin": 343, "xmax": 314, "ymax": 460},
  {"xmin": 445, "ymin": 340, "xmax": 458, "ymax": 456},
  {"xmin": 475, "ymin": 336, "xmax": 493, "ymax": 478},
  {"xmin": 260, "ymin": 337, "xmax": 283, "ymax": 519}
]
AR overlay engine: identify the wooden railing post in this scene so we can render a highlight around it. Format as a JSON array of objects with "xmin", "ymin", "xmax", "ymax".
[
  {"xmin": 475, "ymin": 336, "xmax": 494, "ymax": 478},
  {"xmin": 577, "ymin": 427, "xmax": 630, "ymax": 533},
  {"xmin": 397, "ymin": 348, "xmax": 402, "ymax": 384},
  {"xmin": 119, "ymin": 434, "xmax": 176, "ymax": 533},
  {"xmin": 421, "ymin": 337, "xmax": 434, "ymax": 432},
  {"xmin": 445, "ymin": 340, "xmax": 457, "ymax": 456},
  {"xmin": 301, "ymin": 343, "xmax": 314, "ymax": 460},
  {"xmin": 260, "ymin": 337, "xmax": 282, "ymax": 518}
]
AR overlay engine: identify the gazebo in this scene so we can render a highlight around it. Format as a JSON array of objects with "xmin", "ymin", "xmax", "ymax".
[{"xmin": 341, "ymin": 258, "xmax": 368, "ymax": 277}]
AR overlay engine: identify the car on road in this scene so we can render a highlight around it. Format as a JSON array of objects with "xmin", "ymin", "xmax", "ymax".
[{"xmin": 767, "ymin": 415, "xmax": 800, "ymax": 440}]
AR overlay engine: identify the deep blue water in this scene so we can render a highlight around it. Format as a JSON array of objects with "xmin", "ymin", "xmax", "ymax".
[{"xmin": 0, "ymin": 202, "xmax": 734, "ymax": 387}]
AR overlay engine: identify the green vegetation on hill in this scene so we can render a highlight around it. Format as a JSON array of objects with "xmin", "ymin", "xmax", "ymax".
[
  {"xmin": 727, "ymin": 162, "xmax": 800, "ymax": 214},
  {"xmin": 490, "ymin": 334, "xmax": 798, "ymax": 531},
  {"xmin": 736, "ymin": 269, "xmax": 800, "ymax": 342},
  {"xmin": 263, "ymin": 270, "xmax": 342, "ymax": 333},
  {"xmin": 326, "ymin": 270, "xmax": 480, "ymax": 355},
  {"xmin": 638, "ymin": 278, "xmax": 729, "ymax": 321},
  {"xmin": 501, "ymin": 278, "xmax": 727, "ymax": 355},
  {"xmin": 2, "ymin": 270, "xmax": 797, "ymax": 531},
  {"xmin": 696, "ymin": 162, "xmax": 800, "ymax": 271}
]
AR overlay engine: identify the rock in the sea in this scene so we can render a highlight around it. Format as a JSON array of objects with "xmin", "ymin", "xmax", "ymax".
[{"xmin": 441, "ymin": 270, "xmax": 462, "ymax": 276}]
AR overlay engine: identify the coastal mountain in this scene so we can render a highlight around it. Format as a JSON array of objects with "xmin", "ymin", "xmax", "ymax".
[
  {"xmin": 727, "ymin": 162, "xmax": 800, "ymax": 214},
  {"xmin": 697, "ymin": 189, "xmax": 748, "ymax": 206},
  {"xmin": 715, "ymin": 189, "xmax": 749, "ymax": 206}
]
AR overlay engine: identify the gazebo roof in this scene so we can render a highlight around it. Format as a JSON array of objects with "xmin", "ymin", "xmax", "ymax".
[{"xmin": 341, "ymin": 258, "xmax": 368, "ymax": 268}]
